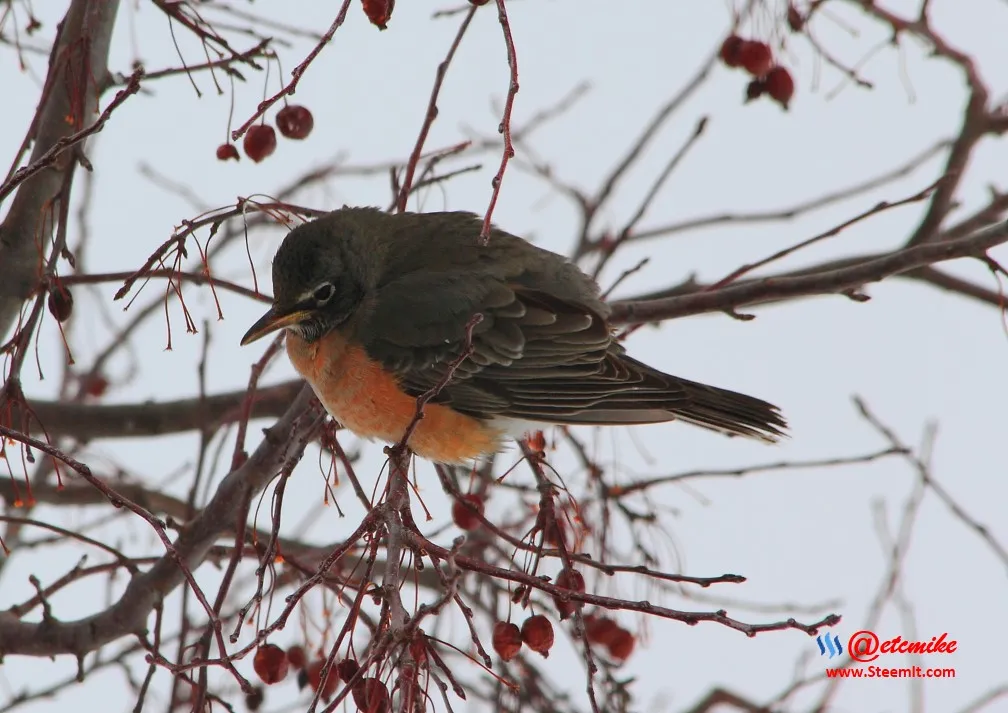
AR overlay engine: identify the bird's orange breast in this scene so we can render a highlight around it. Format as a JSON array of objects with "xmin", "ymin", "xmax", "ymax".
[{"xmin": 285, "ymin": 329, "xmax": 501, "ymax": 463}]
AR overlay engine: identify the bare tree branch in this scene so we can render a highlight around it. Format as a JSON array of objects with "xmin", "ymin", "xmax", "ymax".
[
  {"xmin": 609, "ymin": 220, "xmax": 1008, "ymax": 324},
  {"xmin": 21, "ymin": 381, "xmax": 301, "ymax": 440},
  {"xmin": 0, "ymin": 386, "xmax": 323, "ymax": 658},
  {"xmin": 0, "ymin": 0, "xmax": 121, "ymax": 337}
]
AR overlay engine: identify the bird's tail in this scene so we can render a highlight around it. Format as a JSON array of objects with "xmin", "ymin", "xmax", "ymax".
[
  {"xmin": 552, "ymin": 358, "xmax": 787, "ymax": 443},
  {"xmin": 665, "ymin": 377, "xmax": 787, "ymax": 442}
]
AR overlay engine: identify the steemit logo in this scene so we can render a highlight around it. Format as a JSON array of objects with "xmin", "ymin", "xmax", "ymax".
[{"xmin": 817, "ymin": 631, "xmax": 843, "ymax": 658}]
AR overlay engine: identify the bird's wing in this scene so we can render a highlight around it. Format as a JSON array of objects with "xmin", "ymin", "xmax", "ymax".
[
  {"xmin": 351, "ymin": 271, "xmax": 623, "ymax": 415},
  {"xmin": 353, "ymin": 270, "xmax": 786, "ymax": 441}
]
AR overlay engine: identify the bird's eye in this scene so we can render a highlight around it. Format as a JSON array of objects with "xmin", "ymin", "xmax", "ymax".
[{"xmin": 313, "ymin": 282, "xmax": 336, "ymax": 304}]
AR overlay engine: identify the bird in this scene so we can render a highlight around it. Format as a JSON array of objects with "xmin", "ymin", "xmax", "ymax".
[{"xmin": 240, "ymin": 207, "xmax": 786, "ymax": 463}]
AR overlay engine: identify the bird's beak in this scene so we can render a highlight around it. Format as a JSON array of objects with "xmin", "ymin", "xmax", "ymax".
[{"xmin": 240, "ymin": 306, "xmax": 311, "ymax": 346}]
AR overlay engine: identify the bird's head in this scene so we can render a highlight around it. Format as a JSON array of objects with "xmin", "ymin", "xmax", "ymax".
[{"xmin": 240, "ymin": 213, "xmax": 367, "ymax": 346}]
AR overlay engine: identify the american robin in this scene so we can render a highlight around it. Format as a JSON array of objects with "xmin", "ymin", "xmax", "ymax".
[{"xmin": 240, "ymin": 207, "xmax": 786, "ymax": 463}]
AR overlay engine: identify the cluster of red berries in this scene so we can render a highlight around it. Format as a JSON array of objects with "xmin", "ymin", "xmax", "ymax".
[
  {"xmin": 492, "ymin": 614, "xmax": 555, "ymax": 660},
  {"xmin": 329, "ymin": 659, "xmax": 391, "ymax": 713},
  {"xmin": 250, "ymin": 644, "xmax": 389, "ymax": 712},
  {"xmin": 719, "ymin": 35, "xmax": 795, "ymax": 110},
  {"xmin": 492, "ymin": 607, "xmax": 636, "ymax": 664},
  {"xmin": 216, "ymin": 104, "xmax": 315, "ymax": 164},
  {"xmin": 583, "ymin": 612, "xmax": 636, "ymax": 661},
  {"xmin": 491, "ymin": 564, "xmax": 635, "ymax": 664}
]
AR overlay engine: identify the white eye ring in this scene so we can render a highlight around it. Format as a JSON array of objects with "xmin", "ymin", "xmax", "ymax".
[{"xmin": 313, "ymin": 282, "xmax": 336, "ymax": 304}]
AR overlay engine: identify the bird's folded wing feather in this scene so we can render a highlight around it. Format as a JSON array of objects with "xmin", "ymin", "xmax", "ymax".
[{"xmin": 352, "ymin": 271, "xmax": 695, "ymax": 420}]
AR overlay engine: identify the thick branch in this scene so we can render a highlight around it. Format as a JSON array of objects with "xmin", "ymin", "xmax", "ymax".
[
  {"xmin": 0, "ymin": 385, "xmax": 323, "ymax": 658},
  {"xmin": 0, "ymin": 0, "xmax": 121, "ymax": 337},
  {"xmin": 609, "ymin": 220, "xmax": 1008, "ymax": 324},
  {"xmin": 23, "ymin": 380, "xmax": 301, "ymax": 440}
]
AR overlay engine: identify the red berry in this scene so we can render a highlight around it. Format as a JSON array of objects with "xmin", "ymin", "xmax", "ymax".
[
  {"xmin": 719, "ymin": 35, "xmax": 745, "ymax": 68},
  {"xmin": 81, "ymin": 373, "xmax": 109, "ymax": 398},
  {"xmin": 361, "ymin": 0, "xmax": 394, "ymax": 29},
  {"xmin": 286, "ymin": 645, "xmax": 306, "ymax": 669},
  {"xmin": 452, "ymin": 494, "xmax": 484, "ymax": 531},
  {"xmin": 352, "ymin": 677, "xmax": 391, "ymax": 713},
  {"xmin": 738, "ymin": 40, "xmax": 774, "ymax": 77},
  {"xmin": 765, "ymin": 66, "xmax": 795, "ymax": 109},
  {"xmin": 243, "ymin": 125, "xmax": 276, "ymax": 163},
  {"xmin": 583, "ymin": 613, "xmax": 621, "ymax": 647},
  {"xmin": 276, "ymin": 105, "xmax": 314, "ymax": 140},
  {"xmin": 469, "ymin": 0, "xmax": 490, "ymax": 4},
  {"xmin": 305, "ymin": 659, "xmax": 339, "ymax": 701},
  {"xmin": 552, "ymin": 569, "xmax": 585, "ymax": 620},
  {"xmin": 47, "ymin": 286, "xmax": 73, "ymax": 322},
  {"xmin": 492, "ymin": 621, "xmax": 522, "ymax": 661},
  {"xmin": 520, "ymin": 615, "xmax": 554, "ymax": 658},
  {"xmin": 253, "ymin": 644, "xmax": 289, "ymax": 685},
  {"xmin": 337, "ymin": 657, "xmax": 361, "ymax": 682},
  {"xmin": 215, "ymin": 143, "xmax": 240, "ymax": 161},
  {"xmin": 607, "ymin": 628, "xmax": 636, "ymax": 662}
]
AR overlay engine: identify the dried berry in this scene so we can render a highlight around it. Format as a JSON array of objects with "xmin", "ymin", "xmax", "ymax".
[
  {"xmin": 253, "ymin": 644, "xmax": 289, "ymax": 685},
  {"xmin": 305, "ymin": 659, "xmax": 339, "ymax": 701},
  {"xmin": 787, "ymin": 5, "xmax": 804, "ymax": 31},
  {"xmin": 352, "ymin": 677, "xmax": 391, "ymax": 713},
  {"xmin": 361, "ymin": 0, "xmax": 394, "ymax": 29},
  {"xmin": 452, "ymin": 493, "xmax": 484, "ymax": 531},
  {"xmin": 492, "ymin": 621, "xmax": 522, "ymax": 661},
  {"xmin": 47, "ymin": 286, "xmax": 73, "ymax": 322},
  {"xmin": 215, "ymin": 143, "xmax": 240, "ymax": 161},
  {"xmin": 745, "ymin": 78, "xmax": 767, "ymax": 102},
  {"xmin": 520, "ymin": 615, "xmax": 555, "ymax": 657},
  {"xmin": 765, "ymin": 66, "xmax": 795, "ymax": 109},
  {"xmin": 286, "ymin": 645, "xmax": 306, "ymax": 669},
  {"xmin": 739, "ymin": 40, "xmax": 773, "ymax": 77},
  {"xmin": 607, "ymin": 628, "xmax": 636, "ymax": 661},
  {"xmin": 276, "ymin": 105, "xmax": 314, "ymax": 140},
  {"xmin": 719, "ymin": 35, "xmax": 745, "ymax": 68},
  {"xmin": 552, "ymin": 568, "xmax": 585, "ymax": 620},
  {"xmin": 337, "ymin": 657, "xmax": 361, "ymax": 682},
  {"xmin": 243, "ymin": 125, "xmax": 277, "ymax": 163},
  {"xmin": 245, "ymin": 686, "xmax": 264, "ymax": 711}
]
